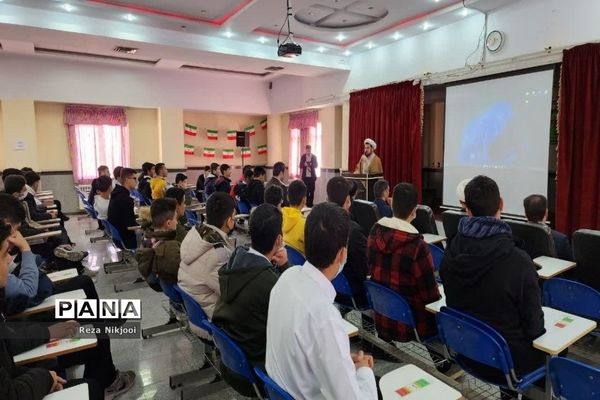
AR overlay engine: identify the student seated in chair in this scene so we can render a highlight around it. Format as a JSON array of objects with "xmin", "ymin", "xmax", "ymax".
[
  {"xmin": 327, "ymin": 176, "xmax": 369, "ymax": 308},
  {"xmin": 232, "ymin": 165, "xmax": 253, "ymax": 201},
  {"xmin": 523, "ymin": 194, "xmax": 573, "ymax": 261},
  {"xmin": 174, "ymin": 172, "xmax": 188, "ymax": 189},
  {"xmin": 165, "ymin": 187, "xmax": 189, "ymax": 240},
  {"xmin": 137, "ymin": 161, "xmax": 155, "ymax": 204},
  {"xmin": 282, "ymin": 180, "xmax": 307, "ymax": 254},
  {"xmin": 178, "ymin": 192, "xmax": 237, "ymax": 337},
  {"xmin": 373, "ymin": 179, "xmax": 393, "ymax": 218},
  {"xmin": 368, "ymin": 183, "xmax": 441, "ymax": 343},
  {"xmin": 264, "ymin": 185, "xmax": 283, "ymax": 209},
  {"xmin": 88, "ymin": 165, "xmax": 111, "ymax": 206},
  {"xmin": 203, "ymin": 163, "xmax": 220, "ymax": 199},
  {"xmin": 107, "ymin": 168, "xmax": 138, "ymax": 249},
  {"xmin": 4, "ymin": 175, "xmax": 57, "ymax": 223},
  {"xmin": 212, "ymin": 203, "xmax": 289, "ymax": 397},
  {"xmin": 440, "ymin": 175, "xmax": 546, "ymax": 387},
  {"xmin": 215, "ymin": 164, "xmax": 232, "ymax": 194},
  {"xmin": 246, "ymin": 166, "xmax": 266, "ymax": 207},
  {"xmin": 93, "ymin": 175, "xmax": 113, "ymax": 222},
  {"xmin": 266, "ymin": 202, "xmax": 378, "ymax": 400},
  {"xmin": 265, "ymin": 161, "xmax": 288, "ymax": 206},
  {"xmin": 24, "ymin": 171, "xmax": 68, "ymax": 222},
  {"xmin": 150, "ymin": 163, "xmax": 169, "ymax": 200}
]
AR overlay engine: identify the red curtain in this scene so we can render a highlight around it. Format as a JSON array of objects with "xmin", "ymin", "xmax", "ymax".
[
  {"xmin": 556, "ymin": 43, "xmax": 600, "ymax": 234},
  {"xmin": 348, "ymin": 81, "xmax": 423, "ymax": 196}
]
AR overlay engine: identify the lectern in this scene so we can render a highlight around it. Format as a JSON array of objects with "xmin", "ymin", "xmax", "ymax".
[{"xmin": 341, "ymin": 173, "xmax": 383, "ymax": 201}]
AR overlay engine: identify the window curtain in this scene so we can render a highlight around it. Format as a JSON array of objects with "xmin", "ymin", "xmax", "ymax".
[
  {"xmin": 556, "ymin": 43, "xmax": 600, "ymax": 234},
  {"xmin": 348, "ymin": 81, "xmax": 423, "ymax": 198},
  {"xmin": 64, "ymin": 105, "xmax": 129, "ymax": 183},
  {"xmin": 289, "ymin": 110, "xmax": 320, "ymax": 179}
]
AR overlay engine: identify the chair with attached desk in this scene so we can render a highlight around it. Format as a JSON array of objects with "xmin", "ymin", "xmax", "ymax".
[
  {"xmin": 436, "ymin": 306, "xmax": 545, "ymax": 394},
  {"xmin": 428, "ymin": 243, "xmax": 444, "ymax": 275},
  {"xmin": 412, "ymin": 205, "xmax": 439, "ymax": 235},
  {"xmin": 141, "ymin": 279, "xmax": 184, "ymax": 340},
  {"xmin": 441, "ymin": 210, "xmax": 467, "ymax": 241},
  {"xmin": 254, "ymin": 367, "xmax": 294, "ymax": 400},
  {"xmin": 573, "ymin": 229, "xmax": 600, "ymax": 291},
  {"xmin": 185, "ymin": 208, "xmax": 199, "ymax": 226},
  {"xmin": 332, "ymin": 272, "xmax": 367, "ymax": 311},
  {"xmin": 350, "ymin": 199, "xmax": 380, "ymax": 235},
  {"xmin": 285, "ymin": 245, "xmax": 305, "ymax": 267},
  {"xmin": 101, "ymin": 219, "xmax": 146, "ymax": 292},
  {"xmin": 543, "ymin": 278, "xmax": 600, "ymax": 336},
  {"xmin": 549, "ymin": 357, "xmax": 600, "ymax": 400},
  {"xmin": 504, "ymin": 219, "xmax": 557, "ymax": 260}
]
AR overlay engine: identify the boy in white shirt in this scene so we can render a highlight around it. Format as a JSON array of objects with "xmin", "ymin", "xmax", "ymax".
[{"xmin": 93, "ymin": 175, "xmax": 113, "ymax": 220}]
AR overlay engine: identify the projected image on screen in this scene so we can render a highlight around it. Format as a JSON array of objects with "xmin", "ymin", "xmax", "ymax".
[{"xmin": 443, "ymin": 70, "xmax": 554, "ymax": 215}]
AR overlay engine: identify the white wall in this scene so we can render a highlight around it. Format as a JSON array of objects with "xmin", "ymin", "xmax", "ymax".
[{"xmin": 0, "ymin": 53, "xmax": 270, "ymax": 114}]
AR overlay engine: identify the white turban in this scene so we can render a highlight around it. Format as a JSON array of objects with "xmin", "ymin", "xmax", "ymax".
[
  {"xmin": 364, "ymin": 138, "xmax": 377, "ymax": 150},
  {"xmin": 456, "ymin": 178, "xmax": 471, "ymax": 203}
]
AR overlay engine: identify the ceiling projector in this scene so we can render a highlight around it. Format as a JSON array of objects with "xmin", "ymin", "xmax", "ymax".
[{"xmin": 278, "ymin": 42, "xmax": 302, "ymax": 58}]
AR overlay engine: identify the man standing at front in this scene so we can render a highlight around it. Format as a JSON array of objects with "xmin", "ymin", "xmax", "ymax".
[
  {"xmin": 266, "ymin": 202, "xmax": 377, "ymax": 400},
  {"xmin": 354, "ymin": 138, "xmax": 383, "ymax": 175},
  {"xmin": 299, "ymin": 145, "xmax": 318, "ymax": 207}
]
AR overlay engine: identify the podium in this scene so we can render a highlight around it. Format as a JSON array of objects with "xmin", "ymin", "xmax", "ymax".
[{"xmin": 341, "ymin": 173, "xmax": 383, "ymax": 201}]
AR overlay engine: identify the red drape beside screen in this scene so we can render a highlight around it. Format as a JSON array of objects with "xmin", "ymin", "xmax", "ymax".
[
  {"xmin": 348, "ymin": 81, "xmax": 423, "ymax": 196},
  {"xmin": 556, "ymin": 43, "xmax": 600, "ymax": 234}
]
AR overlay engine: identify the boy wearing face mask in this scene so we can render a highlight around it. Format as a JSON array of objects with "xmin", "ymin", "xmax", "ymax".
[
  {"xmin": 367, "ymin": 183, "xmax": 440, "ymax": 343},
  {"xmin": 177, "ymin": 192, "xmax": 238, "ymax": 337},
  {"xmin": 212, "ymin": 203, "xmax": 289, "ymax": 397}
]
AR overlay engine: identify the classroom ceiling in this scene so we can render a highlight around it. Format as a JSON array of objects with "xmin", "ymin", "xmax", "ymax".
[{"xmin": 0, "ymin": 0, "xmax": 517, "ymax": 78}]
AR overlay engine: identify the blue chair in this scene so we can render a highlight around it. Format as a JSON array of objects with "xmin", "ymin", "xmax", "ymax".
[
  {"xmin": 285, "ymin": 245, "xmax": 305, "ymax": 266},
  {"xmin": 436, "ymin": 306, "xmax": 545, "ymax": 392},
  {"xmin": 174, "ymin": 285, "xmax": 212, "ymax": 333},
  {"xmin": 428, "ymin": 243, "xmax": 444, "ymax": 274},
  {"xmin": 203, "ymin": 319, "xmax": 263, "ymax": 398},
  {"xmin": 254, "ymin": 368, "xmax": 294, "ymax": 400},
  {"xmin": 364, "ymin": 280, "xmax": 423, "ymax": 342},
  {"xmin": 543, "ymin": 278, "xmax": 600, "ymax": 321},
  {"xmin": 236, "ymin": 198, "xmax": 251, "ymax": 215},
  {"xmin": 332, "ymin": 272, "xmax": 364, "ymax": 310},
  {"xmin": 185, "ymin": 208, "xmax": 199, "ymax": 226},
  {"xmin": 102, "ymin": 219, "xmax": 136, "ymax": 252},
  {"xmin": 549, "ymin": 357, "xmax": 600, "ymax": 399}
]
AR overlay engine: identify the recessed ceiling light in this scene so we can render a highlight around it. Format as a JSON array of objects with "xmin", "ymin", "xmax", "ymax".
[
  {"xmin": 61, "ymin": 3, "xmax": 75, "ymax": 12},
  {"xmin": 224, "ymin": 31, "xmax": 234, "ymax": 38},
  {"xmin": 318, "ymin": 46, "xmax": 326, "ymax": 53},
  {"xmin": 336, "ymin": 33, "xmax": 346, "ymax": 42},
  {"xmin": 423, "ymin": 21, "xmax": 431, "ymax": 30},
  {"xmin": 124, "ymin": 13, "xmax": 136, "ymax": 21},
  {"xmin": 344, "ymin": 49, "xmax": 351, "ymax": 56},
  {"xmin": 366, "ymin": 42, "xmax": 374, "ymax": 49},
  {"xmin": 258, "ymin": 36, "xmax": 268, "ymax": 44},
  {"xmin": 393, "ymin": 32, "xmax": 402, "ymax": 40},
  {"xmin": 461, "ymin": 8, "xmax": 470, "ymax": 17}
]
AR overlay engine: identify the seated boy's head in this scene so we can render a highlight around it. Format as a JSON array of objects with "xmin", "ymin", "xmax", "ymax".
[
  {"xmin": 210, "ymin": 163, "xmax": 220, "ymax": 175},
  {"xmin": 288, "ymin": 180, "xmax": 307, "ymax": 209},
  {"xmin": 249, "ymin": 203, "xmax": 283, "ymax": 256},
  {"xmin": 326, "ymin": 176, "xmax": 351, "ymax": 212},
  {"xmin": 165, "ymin": 187, "xmax": 186, "ymax": 217},
  {"xmin": 206, "ymin": 192, "xmax": 236, "ymax": 233},
  {"xmin": 392, "ymin": 183, "xmax": 418, "ymax": 222},
  {"xmin": 155, "ymin": 163, "xmax": 167, "ymax": 177},
  {"xmin": 220, "ymin": 164, "xmax": 232, "ymax": 178},
  {"xmin": 4, "ymin": 175, "xmax": 27, "ymax": 200},
  {"xmin": 98, "ymin": 165, "xmax": 110, "ymax": 177},
  {"xmin": 464, "ymin": 175, "xmax": 503, "ymax": 218},
  {"xmin": 96, "ymin": 176, "xmax": 113, "ymax": 197},
  {"xmin": 150, "ymin": 198, "xmax": 179, "ymax": 231},
  {"xmin": 142, "ymin": 162, "xmax": 155, "ymax": 177},
  {"xmin": 24, "ymin": 171, "xmax": 41, "ymax": 191},
  {"xmin": 374, "ymin": 179, "xmax": 389, "ymax": 200},
  {"xmin": 0, "ymin": 193, "xmax": 26, "ymax": 230},
  {"xmin": 1, "ymin": 168, "xmax": 22, "ymax": 183},
  {"xmin": 243, "ymin": 166, "xmax": 254, "ymax": 181},
  {"xmin": 175, "ymin": 173, "xmax": 188, "ymax": 188},
  {"xmin": 253, "ymin": 166, "xmax": 266, "ymax": 181},
  {"xmin": 113, "ymin": 166, "xmax": 123, "ymax": 183},
  {"xmin": 265, "ymin": 185, "xmax": 283, "ymax": 208}
]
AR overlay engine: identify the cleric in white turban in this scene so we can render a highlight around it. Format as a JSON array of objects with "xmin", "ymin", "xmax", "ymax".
[{"xmin": 353, "ymin": 138, "xmax": 383, "ymax": 174}]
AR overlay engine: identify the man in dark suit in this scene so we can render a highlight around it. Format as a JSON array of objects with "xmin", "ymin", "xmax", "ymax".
[
  {"xmin": 299, "ymin": 145, "xmax": 318, "ymax": 207},
  {"xmin": 108, "ymin": 168, "xmax": 138, "ymax": 249}
]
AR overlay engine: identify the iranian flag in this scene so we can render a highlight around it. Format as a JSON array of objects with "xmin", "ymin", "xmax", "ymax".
[
  {"xmin": 226, "ymin": 130, "xmax": 237, "ymax": 141},
  {"xmin": 206, "ymin": 129, "xmax": 219, "ymax": 140},
  {"xmin": 203, "ymin": 147, "xmax": 216, "ymax": 158},
  {"xmin": 222, "ymin": 149, "xmax": 234, "ymax": 159},
  {"xmin": 184, "ymin": 123, "xmax": 198, "ymax": 136},
  {"xmin": 260, "ymin": 118, "xmax": 267, "ymax": 129},
  {"xmin": 245, "ymin": 125, "xmax": 256, "ymax": 136},
  {"xmin": 257, "ymin": 144, "xmax": 268, "ymax": 155},
  {"xmin": 241, "ymin": 147, "xmax": 251, "ymax": 159},
  {"xmin": 184, "ymin": 144, "xmax": 195, "ymax": 155}
]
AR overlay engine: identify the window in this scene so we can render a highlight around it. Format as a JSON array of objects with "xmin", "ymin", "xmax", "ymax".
[
  {"xmin": 289, "ymin": 123, "xmax": 322, "ymax": 179},
  {"xmin": 72, "ymin": 124, "xmax": 129, "ymax": 182}
]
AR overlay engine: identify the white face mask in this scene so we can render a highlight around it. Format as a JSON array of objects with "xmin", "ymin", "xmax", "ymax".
[{"xmin": 334, "ymin": 250, "xmax": 347, "ymax": 278}]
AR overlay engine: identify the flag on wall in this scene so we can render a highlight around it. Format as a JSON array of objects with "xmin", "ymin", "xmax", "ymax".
[
  {"xmin": 184, "ymin": 123, "xmax": 198, "ymax": 136},
  {"xmin": 207, "ymin": 129, "xmax": 219, "ymax": 140},
  {"xmin": 184, "ymin": 144, "xmax": 195, "ymax": 155},
  {"xmin": 260, "ymin": 119, "xmax": 267, "ymax": 130},
  {"xmin": 203, "ymin": 147, "xmax": 216, "ymax": 157},
  {"xmin": 222, "ymin": 149, "xmax": 234, "ymax": 159},
  {"xmin": 227, "ymin": 130, "xmax": 237, "ymax": 141},
  {"xmin": 245, "ymin": 125, "xmax": 256, "ymax": 136},
  {"xmin": 257, "ymin": 144, "xmax": 268, "ymax": 155},
  {"xmin": 241, "ymin": 147, "xmax": 251, "ymax": 158}
]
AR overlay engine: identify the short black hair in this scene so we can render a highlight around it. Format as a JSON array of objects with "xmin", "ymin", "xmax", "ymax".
[
  {"xmin": 98, "ymin": 165, "xmax": 109, "ymax": 175},
  {"xmin": 305, "ymin": 145, "xmax": 311, "ymax": 150},
  {"xmin": 305, "ymin": 202, "xmax": 350, "ymax": 269},
  {"xmin": 253, "ymin": 166, "xmax": 266, "ymax": 178},
  {"xmin": 264, "ymin": 185, "xmax": 283, "ymax": 207},
  {"xmin": 113, "ymin": 166, "xmax": 123, "ymax": 181},
  {"xmin": 0, "ymin": 193, "xmax": 25, "ymax": 224},
  {"xmin": 21, "ymin": 167, "xmax": 34, "ymax": 173},
  {"xmin": 242, "ymin": 165, "xmax": 253, "ymax": 175},
  {"xmin": 348, "ymin": 180, "xmax": 358, "ymax": 198},
  {"xmin": 150, "ymin": 198, "xmax": 177, "ymax": 227},
  {"xmin": 243, "ymin": 167, "xmax": 254, "ymax": 180},
  {"xmin": 4, "ymin": 175, "xmax": 26, "ymax": 195},
  {"xmin": 206, "ymin": 192, "xmax": 236, "ymax": 228},
  {"xmin": 166, "ymin": 187, "xmax": 185, "ymax": 205},
  {"xmin": 288, "ymin": 180, "xmax": 307, "ymax": 207},
  {"xmin": 24, "ymin": 171, "xmax": 41, "ymax": 186},
  {"xmin": 175, "ymin": 173, "xmax": 187, "ymax": 184},
  {"xmin": 154, "ymin": 163, "xmax": 166, "ymax": 174},
  {"xmin": 2, "ymin": 168, "xmax": 22, "ymax": 182},
  {"xmin": 374, "ymin": 180, "xmax": 389, "ymax": 199},
  {"xmin": 120, "ymin": 168, "xmax": 136, "ymax": 181},
  {"xmin": 392, "ymin": 183, "xmax": 417, "ymax": 219},
  {"xmin": 204, "ymin": 165, "xmax": 211, "ymax": 172},
  {"xmin": 0, "ymin": 220, "xmax": 11, "ymax": 245},
  {"xmin": 96, "ymin": 175, "xmax": 112, "ymax": 192},
  {"xmin": 210, "ymin": 163, "xmax": 219, "ymax": 172},
  {"xmin": 464, "ymin": 175, "xmax": 501, "ymax": 217},
  {"xmin": 220, "ymin": 164, "xmax": 231, "ymax": 175},
  {"xmin": 326, "ymin": 176, "xmax": 350, "ymax": 207},
  {"xmin": 524, "ymin": 194, "xmax": 547, "ymax": 223},
  {"xmin": 273, "ymin": 162, "xmax": 285, "ymax": 177},
  {"xmin": 249, "ymin": 203, "xmax": 282, "ymax": 254},
  {"xmin": 142, "ymin": 162, "xmax": 155, "ymax": 175}
]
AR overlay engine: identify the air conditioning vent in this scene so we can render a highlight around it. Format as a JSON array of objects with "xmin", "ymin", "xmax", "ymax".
[
  {"xmin": 180, "ymin": 64, "xmax": 271, "ymax": 78},
  {"xmin": 113, "ymin": 46, "xmax": 138, "ymax": 54},
  {"xmin": 264, "ymin": 66, "xmax": 284, "ymax": 71},
  {"xmin": 34, "ymin": 47, "xmax": 158, "ymax": 65}
]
